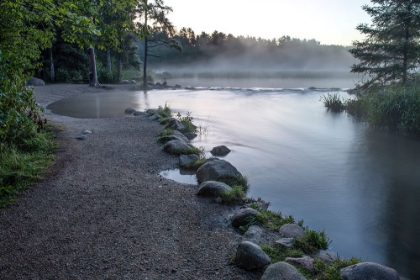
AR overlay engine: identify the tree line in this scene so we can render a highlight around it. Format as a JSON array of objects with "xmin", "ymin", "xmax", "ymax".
[{"xmin": 138, "ymin": 30, "xmax": 356, "ymax": 71}]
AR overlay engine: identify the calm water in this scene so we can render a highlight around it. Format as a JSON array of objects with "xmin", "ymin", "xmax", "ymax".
[{"xmin": 47, "ymin": 80, "xmax": 420, "ymax": 279}]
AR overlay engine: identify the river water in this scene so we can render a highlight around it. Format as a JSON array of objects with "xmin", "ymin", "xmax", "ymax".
[{"xmin": 47, "ymin": 79, "xmax": 420, "ymax": 279}]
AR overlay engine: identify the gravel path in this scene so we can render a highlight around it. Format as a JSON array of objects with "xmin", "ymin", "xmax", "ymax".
[{"xmin": 0, "ymin": 84, "xmax": 262, "ymax": 279}]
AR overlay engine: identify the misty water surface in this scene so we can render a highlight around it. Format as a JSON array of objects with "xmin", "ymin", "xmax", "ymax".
[{"xmin": 47, "ymin": 79, "xmax": 420, "ymax": 279}]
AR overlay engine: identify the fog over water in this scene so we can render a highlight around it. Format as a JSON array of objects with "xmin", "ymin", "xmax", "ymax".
[{"xmin": 47, "ymin": 77, "xmax": 420, "ymax": 279}]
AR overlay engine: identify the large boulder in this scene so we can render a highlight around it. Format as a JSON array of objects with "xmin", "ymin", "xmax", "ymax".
[
  {"xmin": 163, "ymin": 140, "xmax": 194, "ymax": 155},
  {"xmin": 261, "ymin": 262, "xmax": 307, "ymax": 280},
  {"xmin": 210, "ymin": 145, "xmax": 231, "ymax": 156},
  {"xmin": 235, "ymin": 241, "xmax": 271, "ymax": 271},
  {"xmin": 197, "ymin": 181, "xmax": 231, "ymax": 197},
  {"xmin": 242, "ymin": 225, "xmax": 263, "ymax": 245},
  {"xmin": 26, "ymin": 77, "xmax": 45, "ymax": 86},
  {"xmin": 340, "ymin": 262, "xmax": 400, "ymax": 280},
  {"xmin": 231, "ymin": 208, "xmax": 259, "ymax": 228},
  {"xmin": 179, "ymin": 154, "xmax": 200, "ymax": 168},
  {"xmin": 279, "ymin": 224, "xmax": 305, "ymax": 238},
  {"xmin": 196, "ymin": 158, "xmax": 242, "ymax": 184}
]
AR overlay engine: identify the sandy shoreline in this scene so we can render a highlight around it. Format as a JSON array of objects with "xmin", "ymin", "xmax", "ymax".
[{"xmin": 0, "ymin": 84, "xmax": 261, "ymax": 279}]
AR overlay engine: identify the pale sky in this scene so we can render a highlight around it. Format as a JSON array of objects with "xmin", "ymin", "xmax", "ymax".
[{"xmin": 164, "ymin": 0, "xmax": 372, "ymax": 46}]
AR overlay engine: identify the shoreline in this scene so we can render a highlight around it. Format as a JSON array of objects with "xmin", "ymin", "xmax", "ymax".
[
  {"xmin": 0, "ymin": 83, "xmax": 408, "ymax": 279},
  {"xmin": 0, "ymin": 84, "xmax": 262, "ymax": 279}
]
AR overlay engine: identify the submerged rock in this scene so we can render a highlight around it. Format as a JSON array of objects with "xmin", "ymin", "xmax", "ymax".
[{"xmin": 210, "ymin": 145, "xmax": 231, "ymax": 156}]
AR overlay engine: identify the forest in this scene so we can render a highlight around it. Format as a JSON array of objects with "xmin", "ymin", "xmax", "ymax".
[{"xmin": 39, "ymin": 29, "xmax": 357, "ymax": 84}]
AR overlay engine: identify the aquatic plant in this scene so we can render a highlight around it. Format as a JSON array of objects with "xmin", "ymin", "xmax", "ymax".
[{"xmin": 320, "ymin": 93, "xmax": 346, "ymax": 112}]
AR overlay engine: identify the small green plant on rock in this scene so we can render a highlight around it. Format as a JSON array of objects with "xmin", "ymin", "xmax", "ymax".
[{"xmin": 176, "ymin": 111, "xmax": 197, "ymax": 133}]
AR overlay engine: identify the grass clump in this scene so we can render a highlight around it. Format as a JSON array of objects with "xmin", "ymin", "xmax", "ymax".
[
  {"xmin": 0, "ymin": 130, "xmax": 56, "ymax": 208},
  {"xmin": 355, "ymin": 83, "xmax": 420, "ymax": 135},
  {"xmin": 320, "ymin": 93, "xmax": 346, "ymax": 112},
  {"xmin": 219, "ymin": 185, "xmax": 246, "ymax": 204},
  {"xmin": 183, "ymin": 157, "xmax": 206, "ymax": 170},
  {"xmin": 176, "ymin": 111, "xmax": 197, "ymax": 133},
  {"xmin": 294, "ymin": 229, "xmax": 330, "ymax": 254},
  {"xmin": 256, "ymin": 210, "xmax": 297, "ymax": 231},
  {"xmin": 323, "ymin": 82, "xmax": 420, "ymax": 136},
  {"xmin": 311, "ymin": 257, "xmax": 360, "ymax": 280},
  {"xmin": 218, "ymin": 174, "xmax": 249, "ymax": 193}
]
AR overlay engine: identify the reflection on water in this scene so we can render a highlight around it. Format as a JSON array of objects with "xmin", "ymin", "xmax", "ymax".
[{"xmin": 47, "ymin": 81, "xmax": 420, "ymax": 278}]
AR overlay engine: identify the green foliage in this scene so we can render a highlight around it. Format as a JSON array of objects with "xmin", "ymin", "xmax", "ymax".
[
  {"xmin": 256, "ymin": 211, "xmax": 296, "ymax": 231},
  {"xmin": 261, "ymin": 244, "xmax": 304, "ymax": 263},
  {"xmin": 350, "ymin": 1, "xmax": 420, "ymax": 87},
  {"xmin": 219, "ymin": 185, "xmax": 246, "ymax": 204},
  {"xmin": 0, "ymin": 131, "xmax": 56, "ymax": 208},
  {"xmin": 320, "ymin": 93, "xmax": 346, "ymax": 112},
  {"xmin": 176, "ymin": 111, "xmax": 197, "ymax": 133},
  {"xmin": 344, "ymin": 83, "xmax": 420, "ymax": 135},
  {"xmin": 0, "ymin": 53, "xmax": 47, "ymax": 151},
  {"xmin": 96, "ymin": 61, "xmax": 119, "ymax": 84},
  {"xmin": 312, "ymin": 257, "xmax": 360, "ymax": 280},
  {"xmin": 294, "ymin": 229, "xmax": 330, "ymax": 254},
  {"xmin": 218, "ymin": 174, "xmax": 249, "ymax": 193},
  {"xmin": 157, "ymin": 103, "xmax": 172, "ymax": 118},
  {"xmin": 183, "ymin": 157, "xmax": 206, "ymax": 170}
]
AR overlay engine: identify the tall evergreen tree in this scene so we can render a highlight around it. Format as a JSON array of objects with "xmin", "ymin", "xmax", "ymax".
[
  {"xmin": 136, "ymin": 0, "xmax": 180, "ymax": 87},
  {"xmin": 350, "ymin": 0, "xmax": 420, "ymax": 88}
]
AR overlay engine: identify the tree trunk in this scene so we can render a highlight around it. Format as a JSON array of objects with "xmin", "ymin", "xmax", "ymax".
[
  {"xmin": 106, "ymin": 47, "xmax": 112, "ymax": 74},
  {"xmin": 49, "ymin": 48, "xmax": 55, "ymax": 82},
  {"xmin": 88, "ymin": 47, "xmax": 100, "ymax": 87},
  {"xmin": 143, "ymin": 36, "xmax": 148, "ymax": 87},
  {"xmin": 117, "ymin": 51, "xmax": 122, "ymax": 82},
  {"xmin": 143, "ymin": 0, "xmax": 148, "ymax": 87}
]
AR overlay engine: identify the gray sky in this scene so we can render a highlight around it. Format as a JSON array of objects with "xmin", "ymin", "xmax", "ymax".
[{"xmin": 164, "ymin": 0, "xmax": 372, "ymax": 46}]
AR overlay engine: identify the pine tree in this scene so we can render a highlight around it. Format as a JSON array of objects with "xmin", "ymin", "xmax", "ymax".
[{"xmin": 350, "ymin": 0, "xmax": 420, "ymax": 88}]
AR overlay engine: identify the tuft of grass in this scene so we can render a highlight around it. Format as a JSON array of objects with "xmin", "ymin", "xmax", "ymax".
[
  {"xmin": 261, "ymin": 244, "xmax": 304, "ymax": 263},
  {"xmin": 320, "ymin": 93, "xmax": 346, "ymax": 112},
  {"xmin": 219, "ymin": 185, "xmax": 246, "ymax": 204},
  {"xmin": 157, "ymin": 128, "xmax": 175, "ymax": 143},
  {"xmin": 256, "ymin": 210, "xmax": 296, "ymax": 231},
  {"xmin": 312, "ymin": 257, "xmax": 360, "ymax": 280},
  {"xmin": 218, "ymin": 174, "xmax": 249, "ymax": 193},
  {"xmin": 183, "ymin": 157, "xmax": 207, "ymax": 170},
  {"xmin": 0, "ymin": 131, "xmax": 57, "ymax": 208},
  {"xmin": 156, "ymin": 103, "xmax": 172, "ymax": 118},
  {"xmin": 294, "ymin": 229, "xmax": 331, "ymax": 254},
  {"xmin": 176, "ymin": 111, "xmax": 197, "ymax": 133}
]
